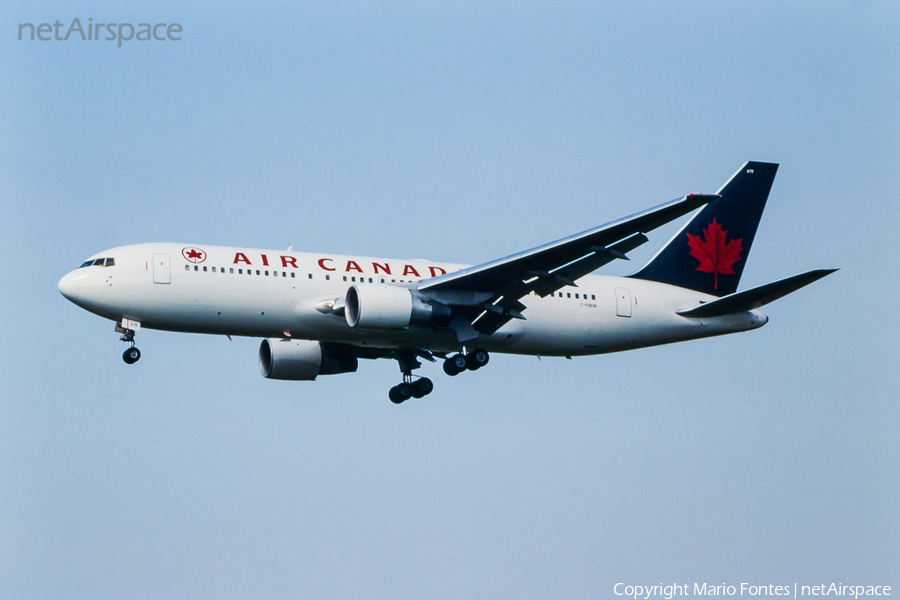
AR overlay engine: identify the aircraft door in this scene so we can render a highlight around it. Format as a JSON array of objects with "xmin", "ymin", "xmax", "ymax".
[
  {"xmin": 153, "ymin": 253, "xmax": 171, "ymax": 284},
  {"xmin": 614, "ymin": 287, "xmax": 631, "ymax": 317}
]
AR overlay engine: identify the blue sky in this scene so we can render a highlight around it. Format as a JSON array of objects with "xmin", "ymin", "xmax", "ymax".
[{"xmin": 1, "ymin": 1, "xmax": 897, "ymax": 598}]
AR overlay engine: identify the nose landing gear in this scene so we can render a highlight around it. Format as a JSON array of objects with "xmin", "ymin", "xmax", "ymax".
[
  {"xmin": 123, "ymin": 346, "xmax": 141, "ymax": 364},
  {"xmin": 116, "ymin": 320, "xmax": 141, "ymax": 364}
]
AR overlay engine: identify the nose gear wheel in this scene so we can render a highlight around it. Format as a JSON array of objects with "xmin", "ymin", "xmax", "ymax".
[{"xmin": 116, "ymin": 321, "xmax": 141, "ymax": 364}]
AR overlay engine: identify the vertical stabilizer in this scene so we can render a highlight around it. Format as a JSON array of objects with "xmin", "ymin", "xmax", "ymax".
[{"xmin": 629, "ymin": 161, "xmax": 778, "ymax": 297}]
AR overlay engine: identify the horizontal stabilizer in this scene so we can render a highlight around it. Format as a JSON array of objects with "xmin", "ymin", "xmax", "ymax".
[{"xmin": 676, "ymin": 269, "xmax": 837, "ymax": 318}]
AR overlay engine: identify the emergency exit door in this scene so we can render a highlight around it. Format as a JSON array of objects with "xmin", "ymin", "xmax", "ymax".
[
  {"xmin": 152, "ymin": 253, "xmax": 171, "ymax": 284},
  {"xmin": 614, "ymin": 287, "xmax": 632, "ymax": 317}
]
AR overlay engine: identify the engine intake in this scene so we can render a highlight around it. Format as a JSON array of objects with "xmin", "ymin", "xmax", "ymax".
[
  {"xmin": 259, "ymin": 339, "xmax": 358, "ymax": 380},
  {"xmin": 345, "ymin": 284, "xmax": 451, "ymax": 329}
]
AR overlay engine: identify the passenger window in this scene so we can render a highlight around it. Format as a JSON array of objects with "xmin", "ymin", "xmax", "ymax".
[
  {"xmin": 212, "ymin": 267, "xmax": 217, "ymax": 272},
  {"xmin": 308, "ymin": 274, "xmax": 312, "ymax": 279},
  {"xmin": 591, "ymin": 294, "xmax": 596, "ymax": 300},
  {"xmin": 238, "ymin": 269, "xmax": 243, "ymax": 274},
  {"xmin": 265, "ymin": 271, "xmax": 269, "ymax": 276},
  {"xmin": 290, "ymin": 272, "xmax": 294, "ymax": 278},
  {"xmin": 256, "ymin": 270, "xmax": 260, "ymax": 275},
  {"xmin": 185, "ymin": 265, "xmax": 190, "ymax": 271},
  {"xmin": 325, "ymin": 275, "xmax": 330, "ymax": 281},
  {"xmin": 368, "ymin": 278, "xmax": 373, "ymax": 283},
  {"xmin": 230, "ymin": 268, "xmax": 234, "ymax": 273},
  {"xmin": 567, "ymin": 293, "xmax": 571, "ymax": 298},
  {"xmin": 194, "ymin": 266, "xmax": 199, "ymax": 271},
  {"xmin": 343, "ymin": 276, "xmax": 347, "ymax": 282},
  {"xmin": 203, "ymin": 266, "xmax": 207, "ymax": 272},
  {"xmin": 351, "ymin": 277, "xmax": 356, "ymax": 282}
]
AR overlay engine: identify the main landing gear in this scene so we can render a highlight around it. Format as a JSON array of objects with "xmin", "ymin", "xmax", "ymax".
[
  {"xmin": 116, "ymin": 321, "xmax": 141, "ymax": 364},
  {"xmin": 388, "ymin": 377, "xmax": 434, "ymax": 404},
  {"xmin": 389, "ymin": 351, "xmax": 434, "ymax": 404},
  {"xmin": 388, "ymin": 348, "xmax": 491, "ymax": 404},
  {"xmin": 442, "ymin": 348, "xmax": 489, "ymax": 376},
  {"xmin": 387, "ymin": 348, "xmax": 490, "ymax": 403}
]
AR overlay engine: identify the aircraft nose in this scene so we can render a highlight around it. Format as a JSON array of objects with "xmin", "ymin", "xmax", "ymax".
[{"xmin": 58, "ymin": 270, "xmax": 83, "ymax": 302}]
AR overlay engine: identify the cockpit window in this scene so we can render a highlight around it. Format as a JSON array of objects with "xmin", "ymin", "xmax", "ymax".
[{"xmin": 79, "ymin": 257, "xmax": 115, "ymax": 268}]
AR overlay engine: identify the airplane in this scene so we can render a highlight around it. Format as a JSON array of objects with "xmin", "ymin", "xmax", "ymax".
[{"xmin": 58, "ymin": 161, "xmax": 835, "ymax": 403}]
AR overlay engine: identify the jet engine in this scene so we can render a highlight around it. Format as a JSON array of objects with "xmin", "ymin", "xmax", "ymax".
[
  {"xmin": 259, "ymin": 338, "xmax": 358, "ymax": 380},
  {"xmin": 344, "ymin": 284, "xmax": 451, "ymax": 329}
]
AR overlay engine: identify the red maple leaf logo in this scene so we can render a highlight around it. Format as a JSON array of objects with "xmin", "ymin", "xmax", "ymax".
[
  {"xmin": 182, "ymin": 247, "xmax": 207, "ymax": 263},
  {"xmin": 686, "ymin": 219, "xmax": 743, "ymax": 290}
]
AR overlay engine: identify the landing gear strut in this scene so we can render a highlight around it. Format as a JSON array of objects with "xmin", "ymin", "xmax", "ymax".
[
  {"xmin": 442, "ymin": 348, "xmax": 489, "ymax": 376},
  {"xmin": 389, "ymin": 351, "xmax": 434, "ymax": 404},
  {"xmin": 116, "ymin": 321, "xmax": 141, "ymax": 364}
]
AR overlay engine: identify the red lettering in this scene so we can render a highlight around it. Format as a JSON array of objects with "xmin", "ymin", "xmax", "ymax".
[
  {"xmin": 281, "ymin": 256, "xmax": 298, "ymax": 268},
  {"xmin": 317, "ymin": 258, "xmax": 335, "ymax": 271},
  {"xmin": 233, "ymin": 252, "xmax": 251, "ymax": 265},
  {"xmin": 402, "ymin": 264, "xmax": 421, "ymax": 277},
  {"xmin": 428, "ymin": 266, "xmax": 447, "ymax": 277},
  {"xmin": 345, "ymin": 260, "xmax": 363, "ymax": 273},
  {"xmin": 261, "ymin": 254, "xmax": 269, "ymax": 266},
  {"xmin": 372, "ymin": 262, "xmax": 391, "ymax": 275}
]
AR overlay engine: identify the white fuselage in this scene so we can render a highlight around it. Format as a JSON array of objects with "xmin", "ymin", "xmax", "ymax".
[{"xmin": 58, "ymin": 243, "xmax": 768, "ymax": 356}]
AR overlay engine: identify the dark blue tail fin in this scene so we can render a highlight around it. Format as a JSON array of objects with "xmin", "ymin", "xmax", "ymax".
[{"xmin": 630, "ymin": 161, "xmax": 778, "ymax": 297}]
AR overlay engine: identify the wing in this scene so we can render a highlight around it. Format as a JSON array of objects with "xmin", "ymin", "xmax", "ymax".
[{"xmin": 418, "ymin": 193, "xmax": 719, "ymax": 337}]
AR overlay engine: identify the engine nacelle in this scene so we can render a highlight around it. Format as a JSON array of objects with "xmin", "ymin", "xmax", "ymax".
[
  {"xmin": 259, "ymin": 338, "xmax": 358, "ymax": 380},
  {"xmin": 344, "ymin": 284, "xmax": 451, "ymax": 329}
]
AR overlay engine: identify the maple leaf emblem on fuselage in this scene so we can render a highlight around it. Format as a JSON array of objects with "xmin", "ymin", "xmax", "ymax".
[
  {"xmin": 182, "ymin": 247, "xmax": 207, "ymax": 263},
  {"xmin": 686, "ymin": 219, "xmax": 743, "ymax": 291}
]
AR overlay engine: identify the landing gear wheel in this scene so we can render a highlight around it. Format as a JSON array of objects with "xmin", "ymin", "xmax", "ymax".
[
  {"xmin": 466, "ymin": 349, "xmax": 489, "ymax": 370},
  {"xmin": 411, "ymin": 377, "xmax": 434, "ymax": 398},
  {"xmin": 389, "ymin": 383, "xmax": 413, "ymax": 404},
  {"xmin": 123, "ymin": 347, "xmax": 141, "ymax": 364},
  {"xmin": 389, "ymin": 386, "xmax": 405, "ymax": 404},
  {"xmin": 443, "ymin": 354, "xmax": 467, "ymax": 376}
]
